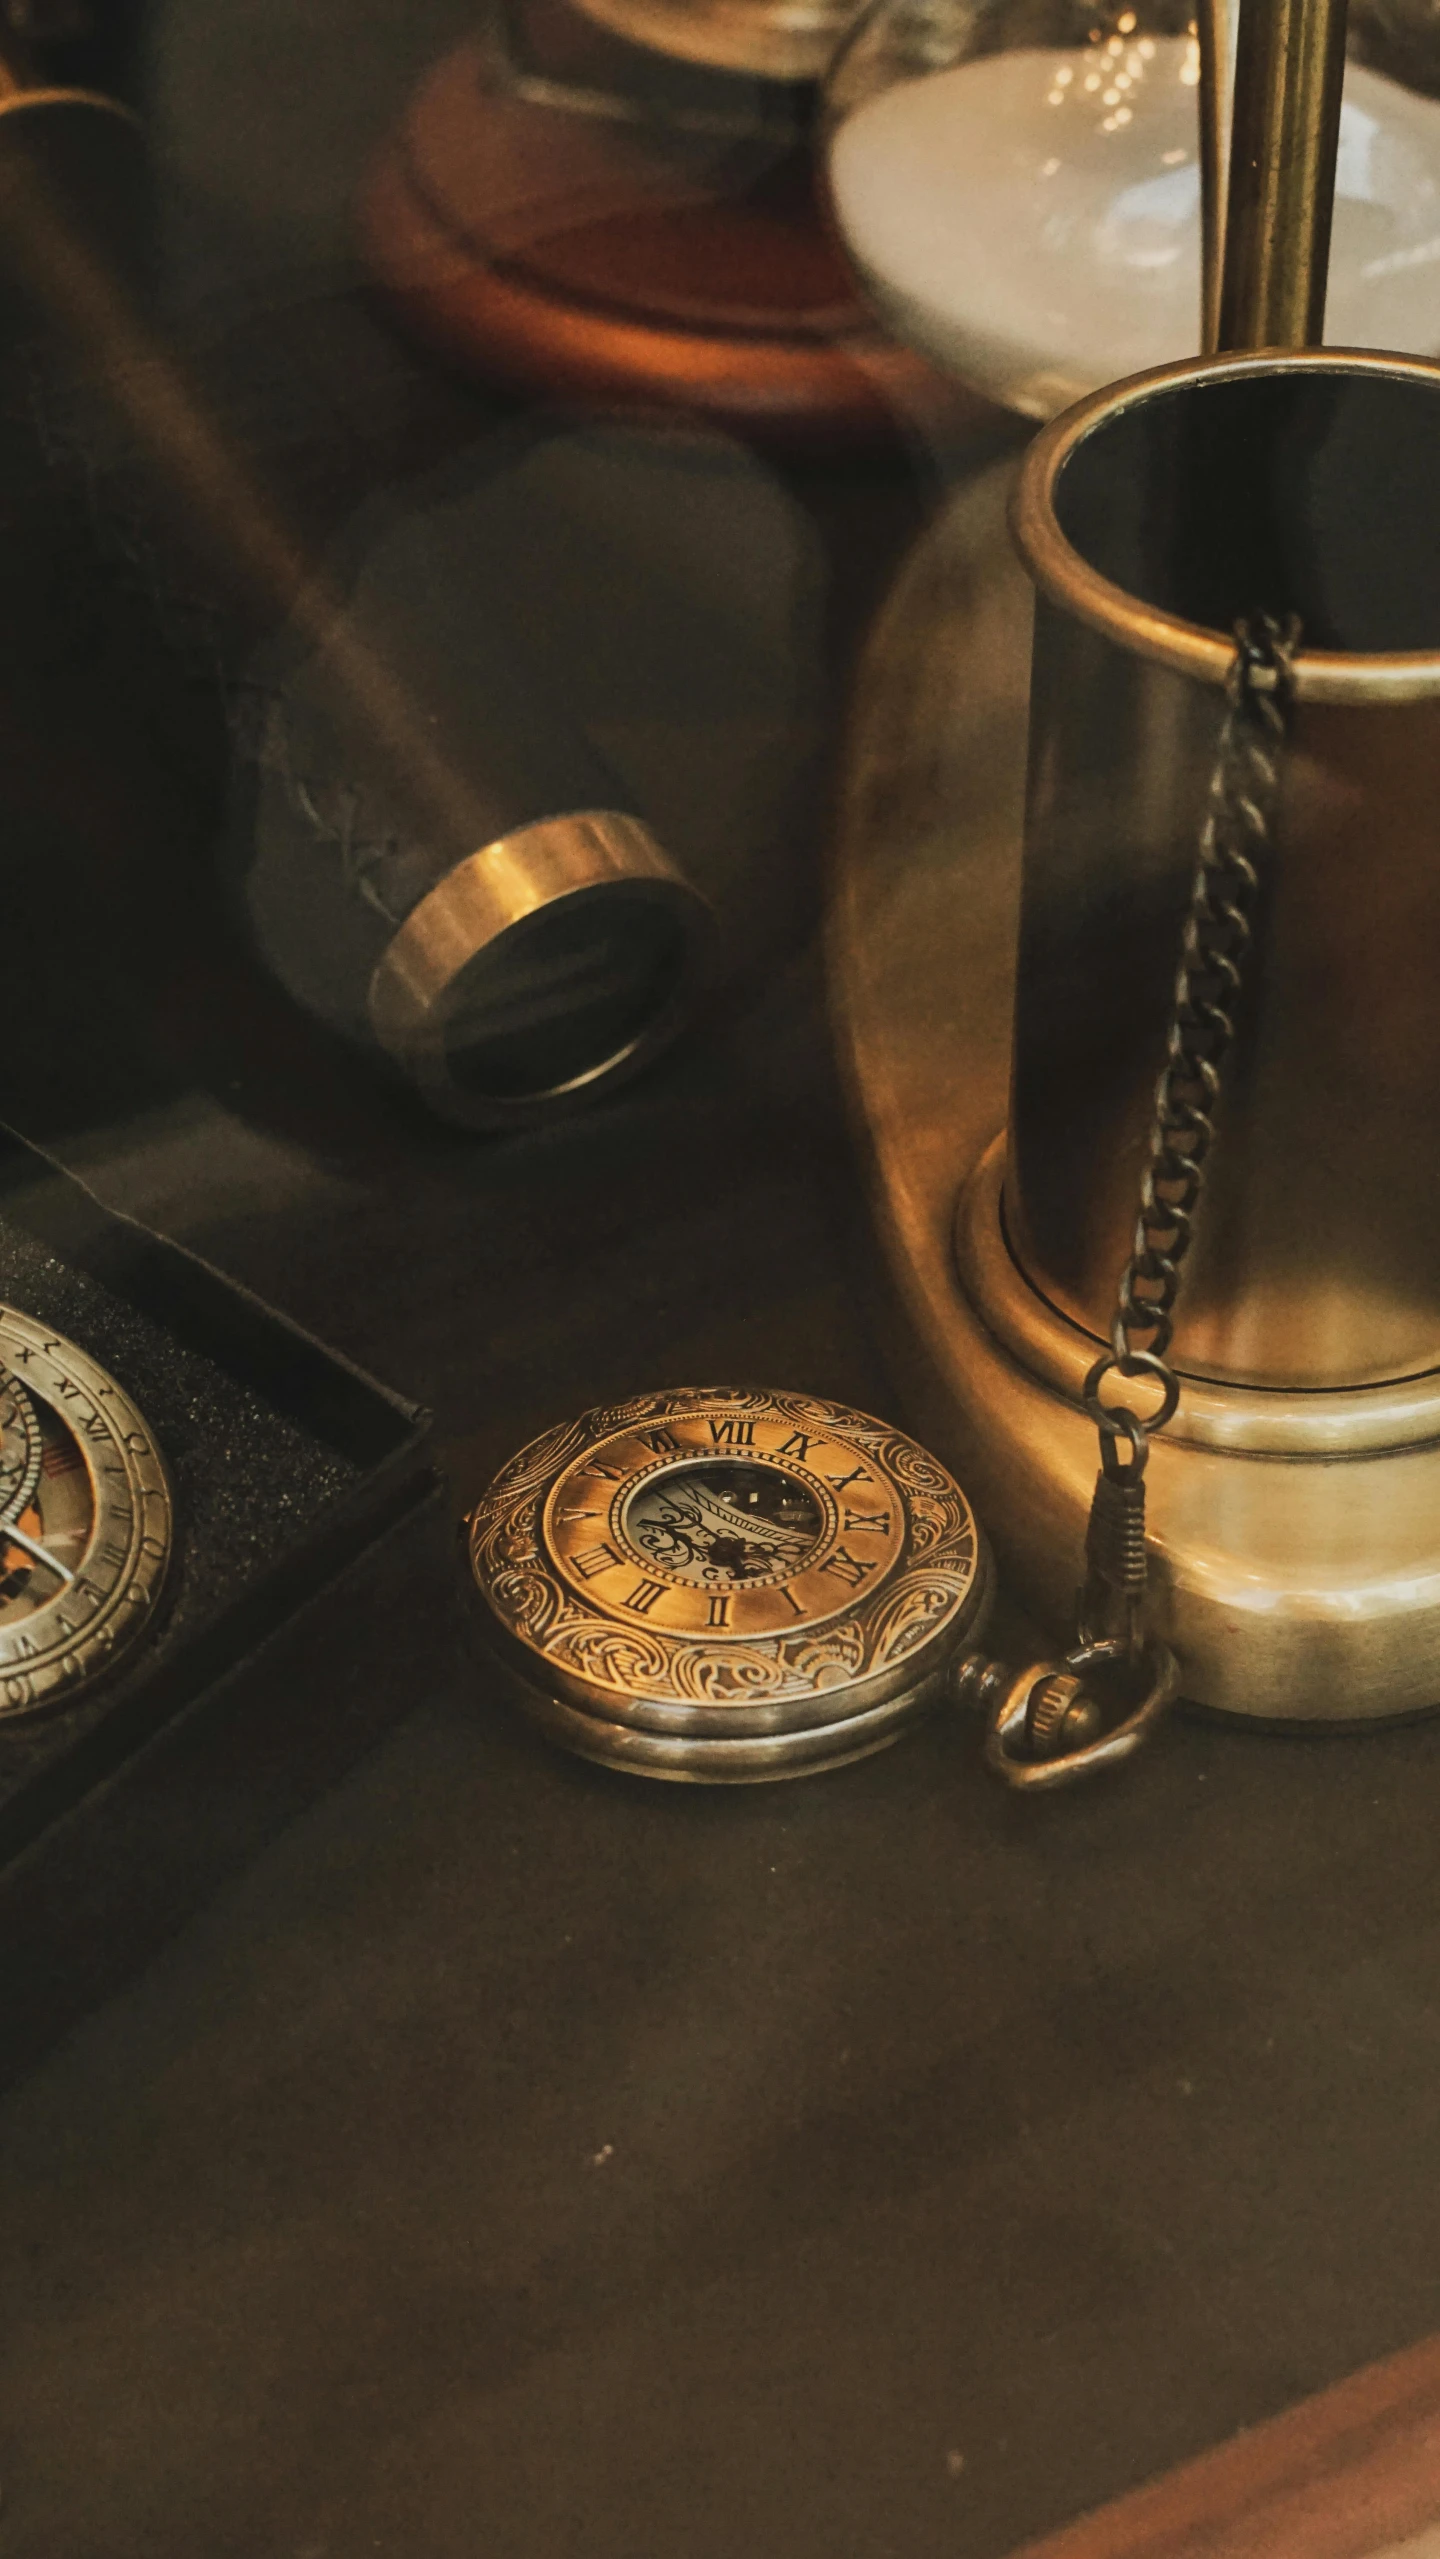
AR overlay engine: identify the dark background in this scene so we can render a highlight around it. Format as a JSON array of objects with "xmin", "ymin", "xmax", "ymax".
[{"xmin": 1, "ymin": 7, "xmax": 1439, "ymax": 2556}]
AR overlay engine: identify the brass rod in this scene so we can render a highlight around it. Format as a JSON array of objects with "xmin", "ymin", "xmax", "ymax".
[
  {"xmin": 1197, "ymin": 0, "xmax": 1236, "ymax": 353},
  {"xmin": 1217, "ymin": 0, "xmax": 1349, "ymax": 350}
]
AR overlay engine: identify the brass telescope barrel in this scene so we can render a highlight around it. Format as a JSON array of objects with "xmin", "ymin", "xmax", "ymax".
[{"xmin": 0, "ymin": 43, "xmax": 713, "ymax": 1128}]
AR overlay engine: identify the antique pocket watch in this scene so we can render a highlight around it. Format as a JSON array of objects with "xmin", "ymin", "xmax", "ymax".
[
  {"xmin": 469, "ymin": 1385, "xmax": 994, "ymax": 1781},
  {"xmin": 0, "ymin": 1306, "xmax": 172, "ymax": 1718},
  {"xmin": 469, "ymin": 1383, "xmax": 1179, "ymax": 1786}
]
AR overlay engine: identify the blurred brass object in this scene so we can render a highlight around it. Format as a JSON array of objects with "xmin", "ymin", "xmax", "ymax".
[
  {"xmin": 0, "ymin": 22, "xmax": 149, "ymax": 289},
  {"xmin": 0, "ymin": 24, "xmax": 150, "ymax": 665},
  {"xmin": 0, "ymin": 30, "xmax": 717, "ymax": 1134},
  {"xmin": 367, "ymin": 812, "xmax": 713, "ymax": 1132},
  {"xmin": 357, "ymin": 0, "xmax": 959, "ymax": 452},
  {"xmin": 830, "ymin": 444, "xmax": 1440, "ymax": 1726},
  {"xmin": 570, "ymin": 0, "xmax": 859, "ymax": 79},
  {"xmin": 1217, "ymin": 0, "xmax": 1349, "ymax": 348}
]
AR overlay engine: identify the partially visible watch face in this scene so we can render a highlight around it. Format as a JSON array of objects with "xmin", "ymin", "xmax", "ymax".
[
  {"xmin": 542, "ymin": 1399, "xmax": 914, "ymax": 1640},
  {"xmin": 623, "ymin": 1461, "xmax": 822, "ymax": 1593},
  {"xmin": 0, "ymin": 1310, "xmax": 172, "ymax": 1719}
]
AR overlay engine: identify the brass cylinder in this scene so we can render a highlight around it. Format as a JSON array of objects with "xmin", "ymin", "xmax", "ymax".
[
  {"xmin": 1217, "ymin": 0, "xmax": 1349, "ymax": 349},
  {"xmin": 1009, "ymin": 348, "xmax": 1440, "ymax": 1392},
  {"xmin": 1196, "ymin": 0, "xmax": 1234, "ymax": 354}
]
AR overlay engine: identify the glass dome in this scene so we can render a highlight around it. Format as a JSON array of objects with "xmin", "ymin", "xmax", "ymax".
[{"xmin": 824, "ymin": 0, "xmax": 1440, "ymax": 418}]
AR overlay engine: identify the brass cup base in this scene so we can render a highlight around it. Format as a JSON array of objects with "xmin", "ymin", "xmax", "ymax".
[
  {"xmin": 830, "ymin": 455, "xmax": 1440, "ymax": 1728},
  {"xmin": 952, "ymin": 1143, "xmax": 1440, "ymax": 1725}
]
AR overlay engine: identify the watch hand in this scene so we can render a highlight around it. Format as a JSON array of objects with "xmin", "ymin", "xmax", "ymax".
[{"xmin": 2, "ymin": 1521, "xmax": 76, "ymax": 1585}]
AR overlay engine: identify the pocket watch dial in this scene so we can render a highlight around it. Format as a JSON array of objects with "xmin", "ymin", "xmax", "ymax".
[
  {"xmin": 0, "ymin": 1309, "xmax": 173, "ymax": 1720},
  {"xmin": 545, "ymin": 1407, "xmax": 911, "ymax": 1639},
  {"xmin": 623, "ymin": 1463, "xmax": 823, "ymax": 1591},
  {"xmin": 470, "ymin": 1388, "xmax": 992, "ymax": 1781}
]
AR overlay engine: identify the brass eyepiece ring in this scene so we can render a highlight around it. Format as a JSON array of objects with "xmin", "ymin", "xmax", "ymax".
[{"xmin": 367, "ymin": 810, "xmax": 714, "ymax": 1131}]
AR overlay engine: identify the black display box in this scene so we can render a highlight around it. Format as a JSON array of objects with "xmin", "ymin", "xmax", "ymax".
[{"xmin": 0, "ymin": 1122, "xmax": 447, "ymax": 2087}]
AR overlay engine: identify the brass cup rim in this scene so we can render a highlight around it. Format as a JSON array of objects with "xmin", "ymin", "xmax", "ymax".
[{"xmin": 1011, "ymin": 347, "xmax": 1440, "ymax": 706}]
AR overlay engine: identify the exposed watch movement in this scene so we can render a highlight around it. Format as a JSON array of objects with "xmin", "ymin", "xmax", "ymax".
[
  {"xmin": 0, "ymin": 1306, "xmax": 173, "ymax": 1718},
  {"xmin": 468, "ymin": 1386, "xmax": 992, "ymax": 1779}
]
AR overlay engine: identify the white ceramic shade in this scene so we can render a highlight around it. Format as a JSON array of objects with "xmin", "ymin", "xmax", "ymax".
[{"xmin": 829, "ymin": 37, "xmax": 1440, "ymax": 416}]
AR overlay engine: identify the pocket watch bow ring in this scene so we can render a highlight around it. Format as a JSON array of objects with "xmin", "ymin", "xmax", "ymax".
[{"xmin": 467, "ymin": 1386, "xmax": 1170, "ymax": 1786}]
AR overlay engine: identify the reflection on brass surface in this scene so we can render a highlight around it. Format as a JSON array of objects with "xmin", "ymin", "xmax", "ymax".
[
  {"xmin": 830, "ymin": 453, "xmax": 1440, "ymax": 1723},
  {"xmin": 1217, "ymin": 0, "xmax": 1349, "ymax": 351},
  {"xmin": 0, "ymin": 21, "xmax": 151, "ymax": 325},
  {"xmin": 367, "ymin": 811, "xmax": 713, "ymax": 1131}
]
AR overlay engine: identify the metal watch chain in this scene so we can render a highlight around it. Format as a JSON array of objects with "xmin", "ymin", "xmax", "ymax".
[{"xmin": 954, "ymin": 612, "xmax": 1301, "ymax": 1790}]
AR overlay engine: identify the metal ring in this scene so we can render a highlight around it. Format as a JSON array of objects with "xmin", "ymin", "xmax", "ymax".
[
  {"xmin": 1099, "ymin": 1419, "xmax": 1147, "ymax": 1485},
  {"xmin": 982, "ymin": 1641, "xmax": 1178, "ymax": 1793},
  {"xmin": 1085, "ymin": 1348, "xmax": 1181, "ymax": 1435},
  {"xmin": 367, "ymin": 814, "xmax": 714, "ymax": 1131}
]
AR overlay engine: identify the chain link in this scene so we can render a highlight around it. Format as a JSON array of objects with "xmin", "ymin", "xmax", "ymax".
[
  {"xmin": 1078, "ymin": 610, "xmax": 1300, "ymax": 1647},
  {"xmin": 978, "ymin": 613, "xmax": 1300, "ymax": 1785}
]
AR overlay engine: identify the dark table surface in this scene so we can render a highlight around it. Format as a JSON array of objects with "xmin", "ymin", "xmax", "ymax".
[{"xmin": 3, "ymin": 8, "xmax": 1440, "ymax": 2558}]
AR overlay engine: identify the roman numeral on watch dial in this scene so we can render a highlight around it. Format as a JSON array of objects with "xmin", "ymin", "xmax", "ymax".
[
  {"xmin": 572, "ymin": 1541, "xmax": 621, "ymax": 1579},
  {"xmin": 707, "ymin": 1416, "xmax": 756, "ymax": 1447},
  {"xmin": 819, "ymin": 1546, "xmax": 876, "ymax": 1589}
]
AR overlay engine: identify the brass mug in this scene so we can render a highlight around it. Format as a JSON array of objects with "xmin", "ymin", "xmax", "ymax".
[{"xmin": 1009, "ymin": 347, "xmax": 1440, "ymax": 1393}]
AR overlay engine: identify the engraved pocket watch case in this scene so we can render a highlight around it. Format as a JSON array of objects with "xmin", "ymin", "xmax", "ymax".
[{"xmin": 469, "ymin": 1385, "xmax": 992, "ymax": 1779}]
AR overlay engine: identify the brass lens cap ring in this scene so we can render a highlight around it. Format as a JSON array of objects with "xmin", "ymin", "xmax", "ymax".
[
  {"xmin": 468, "ymin": 1386, "xmax": 992, "ymax": 1781},
  {"xmin": 367, "ymin": 813, "xmax": 714, "ymax": 1132}
]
